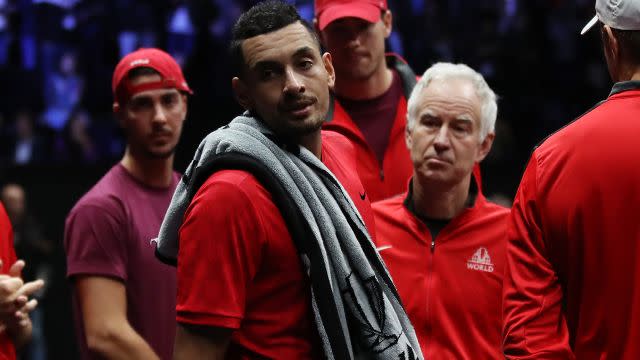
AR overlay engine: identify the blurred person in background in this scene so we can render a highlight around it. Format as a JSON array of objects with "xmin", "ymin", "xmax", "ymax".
[
  {"xmin": 64, "ymin": 48, "xmax": 191, "ymax": 360},
  {"xmin": 166, "ymin": 0, "xmax": 195, "ymax": 68},
  {"xmin": 502, "ymin": 0, "xmax": 640, "ymax": 358},
  {"xmin": 41, "ymin": 51, "xmax": 84, "ymax": 132},
  {"xmin": 315, "ymin": 0, "xmax": 417, "ymax": 202},
  {"xmin": 54, "ymin": 107, "xmax": 98, "ymax": 164},
  {"xmin": 0, "ymin": 183, "xmax": 51, "ymax": 360},
  {"xmin": 7, "ymin": 111, "xmax": 47, "ymax": 166},
  {"xmin": 0, "ymin": 202, "xmax": 45, "ymax": 360},
  {"xmin": 0, "ymin": 0, "xmax": 13, "ymax": 68},
  {"xmin": 114, "ymin": 0, "xmax": 161, "ymax": 58},
  {"xmin": 373, "ymin": 62, "xmax": 509, "ymax": 358},
  {"xmin": 33, "ymin": 0, "xmax": 79, "ymax": 76}
]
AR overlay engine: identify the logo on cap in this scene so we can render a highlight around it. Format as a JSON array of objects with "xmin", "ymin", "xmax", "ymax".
[{"xmin": 130, "ymin": 59, "xmax": 150, "ymax": 67}]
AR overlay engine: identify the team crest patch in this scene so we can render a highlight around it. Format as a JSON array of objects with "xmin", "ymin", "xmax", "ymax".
[{"xmin": 467, "ymin": 247, "xmax": 494, "ymax": 273}]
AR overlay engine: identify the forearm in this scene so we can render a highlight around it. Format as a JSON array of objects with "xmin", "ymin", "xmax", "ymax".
[
  {"xmin": 85, "ymin": 322, "xmax": 159, "ymax": 360},
  {"xmin": 174, "ymin": 323, "xmax": 230, "ymax": 360}
]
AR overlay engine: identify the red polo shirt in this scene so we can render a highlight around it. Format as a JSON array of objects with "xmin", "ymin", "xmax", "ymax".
[{"xmin": 176, "ymin": 131, "xmax": 375, "ymax": 358}]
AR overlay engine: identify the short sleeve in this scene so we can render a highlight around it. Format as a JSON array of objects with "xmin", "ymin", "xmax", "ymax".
[
  {"xmin": 64, "ymin": 200, "xmax": 128, "ymax": 281},
  {"xmin": 176, "ymin": 171, "xmax": 266, "ymax": 329}
]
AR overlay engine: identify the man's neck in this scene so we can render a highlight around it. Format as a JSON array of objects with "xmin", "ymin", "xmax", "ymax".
[
  {"xmin": 412, "ymin": 174, "xmax": 472, "ymax": 220},
  {"xmin": 298, "ymin": 131, "xmax": 323, "ymax": 159},
  {"xmin": 120, "ymin": 150, "xmax": 175, "ymax": 188},
  {"xmin": 334, "ymin": 65, "xmax": 394, "ymax": 101},
  {"xmin": 614, "ymin": 63, "xmax": 640, "ymax": 82}
]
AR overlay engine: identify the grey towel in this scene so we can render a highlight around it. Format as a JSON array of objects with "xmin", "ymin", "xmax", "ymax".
[{"xmin": 154, "ymin": 114, "xmax": 423, "ymax": 360}]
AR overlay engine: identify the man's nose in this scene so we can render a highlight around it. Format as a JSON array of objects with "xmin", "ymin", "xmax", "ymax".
[
  {"xmin": 152, "ymin": 102, "xmax": 169, "ymax": 125},
  {"xmin": 433, "ymin": 126, "xmax": 451, "ymax": 150},
  {"xmin": 283, "ymin": 68, "xmax": 305, "ymax": 95},
  {"xmin": 346, "ymin": 33, "xmax": 360, "ymax": 48}
]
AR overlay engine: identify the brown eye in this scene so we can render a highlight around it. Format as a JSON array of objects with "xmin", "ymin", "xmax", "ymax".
[
  {"xmin": 162, "ymin": 94, "xmax": 179, "ymax": 107},
  {"xmin": 453, "ymin": 121, "xmax": 472, "ymax": 134},
  {"xmin": 299, "ymin": 60, "xmax": 313, "ymax": 70},
  {"xmin": 260, "ymin": 68, "xmax": 279, "ymax": 80},
  {"xmin": 129, "ymin": 97, "xmax": 152, "ymax": 111},
  {"xmin": 422, "ymin": 116, "xmax": 439, "ymax": 128}
]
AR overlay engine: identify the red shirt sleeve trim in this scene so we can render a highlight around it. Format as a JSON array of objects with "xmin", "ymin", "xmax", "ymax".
[{"xmin": 177, "ymin": 311, "xmax": 242, "ymax": 330}]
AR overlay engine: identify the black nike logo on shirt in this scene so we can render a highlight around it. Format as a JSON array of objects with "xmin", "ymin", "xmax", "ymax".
[{"xmin": 359, "ymin": 191, "xmax": 366, "ymax": 200}]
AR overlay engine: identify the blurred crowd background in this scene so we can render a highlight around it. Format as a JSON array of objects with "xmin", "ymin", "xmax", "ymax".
[{"xmin": 0, "ymin": 0, "xmax": 612, "ymax": 358}]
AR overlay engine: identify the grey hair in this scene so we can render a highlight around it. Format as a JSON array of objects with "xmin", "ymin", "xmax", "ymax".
[{"xmin": 406, "ymin": 62, "xmax": 498, "ymax": 141}]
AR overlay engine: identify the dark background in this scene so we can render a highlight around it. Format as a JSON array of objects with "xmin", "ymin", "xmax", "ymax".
[{"xmin": 0, "ymin": 0, "xmax": 610, "ymax": 358}]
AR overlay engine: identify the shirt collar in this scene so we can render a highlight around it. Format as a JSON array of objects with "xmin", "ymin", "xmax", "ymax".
[
  {"xmin": 609, "ymin": 80, "xmax": 640, "ymax": 97},
  {"xmin": 403, "ymin": 177, "xmax": 478, "ymax": 222}
]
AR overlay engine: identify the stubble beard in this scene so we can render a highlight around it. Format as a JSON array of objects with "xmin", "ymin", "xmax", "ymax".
[
  {"xmin": 133, "ymin": 142, "xmax": 177, "ymax": 160},
  {"xmin": 334, "ymin": 54, "xmax": 378, "ymax": 83},
  {"xmin": 146, "ymin": 145, "xmax": 177, "ymax": 159},
  {"xmin": 283, "ymin": 114, "xmax": 324, "ymax": 140}
]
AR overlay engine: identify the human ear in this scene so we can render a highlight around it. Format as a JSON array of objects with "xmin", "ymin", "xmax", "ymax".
[
  {"xmin": 476, "ymin": 132, "xmax": 495, "ymax": 162},
  {"xmin": 405, "ymin": 126, "xmax": 413, "ymax": 150},
  {"xmin": 232, "ymin": 77, "xmax": 253, "ymax": 110},
  {"xmin": 112, "ymin": 102, "xmax": 125, "ymax": 128},
  {"xmin": 322, "ymin": 53, "xmax": 336, "ymax": 90},
  {"xmin": 382, "ymin": 10, "xmax": 393, "ymax": 38}
]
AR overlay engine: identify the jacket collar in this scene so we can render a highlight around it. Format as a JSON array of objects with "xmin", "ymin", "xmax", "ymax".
[
  {"xmin": 403, "ymin": 171, "xmax": 483, "ymax": 223},
  {"xmin": 609, "ymin": 80, "xmax": 640, "ymax": 97}
]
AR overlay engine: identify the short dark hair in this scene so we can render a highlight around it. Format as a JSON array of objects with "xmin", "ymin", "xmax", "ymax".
[{"xmin": 229, "ymin": 0, "xmax": 320, "ymax": 77}]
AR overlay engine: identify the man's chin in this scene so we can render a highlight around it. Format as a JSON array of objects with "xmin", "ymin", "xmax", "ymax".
[
  {"xmin": 146, "ymin": 146, "xmax": 176, "ymax": 159},
  {"xmin": 336, "ymin": 63, "xmax": 374, "ymax": 81},
  {"xmin": 293, "ymin": 119, "xmax": 323, "ymax": 136},
  {"xmin": 417, "ymin": 169, "xmax": 452, "ymax": 184}
]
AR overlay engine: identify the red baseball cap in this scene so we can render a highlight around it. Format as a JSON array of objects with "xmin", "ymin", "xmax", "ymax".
[
  {"xmin": 315, "ymin": 0, "xmax": 388, "ymax": 31},
  {"xmin": 112, "ymin": 48, "xmax": 193, "ymax": 103}
]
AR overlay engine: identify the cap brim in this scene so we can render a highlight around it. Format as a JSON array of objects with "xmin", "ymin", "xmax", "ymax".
[
  {"xmin": 580, "ymin": 15, "xmax": 599, "ymax": 35},
  {"xmin": 317, "ymin": 3, "xmax": 381, "ymax": 31}
]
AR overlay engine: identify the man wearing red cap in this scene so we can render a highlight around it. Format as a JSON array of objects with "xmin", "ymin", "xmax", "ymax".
[
  {"xmin": 315, "ymin": 0, "xmax": 417, "ymax": 202},
  {"xmin": 64, "ymin": 48, "xmax": 191, "ymax": 360}
]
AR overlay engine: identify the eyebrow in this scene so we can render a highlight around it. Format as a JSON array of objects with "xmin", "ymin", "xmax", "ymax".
[
  {"xmin": 418, "ymin": 110, "xmax": 474, "ymax": 122},
  {"xmin": 292, "ymin": 46, "xmax": 315, "ymax": 58},
  {"xmin": 252, "ymin": 60, "xmax": 279, "ymax": 72},
  {"xmin": 454, "ymin": 114, "xmax": 474, "ymax": 122},
  {"xmin": 251, "ymin": 46, "xmax": 316, "ymax": 70},
  {"xmin": 419, "ymin": 109, "xmax": 437, "ymax": 120}
]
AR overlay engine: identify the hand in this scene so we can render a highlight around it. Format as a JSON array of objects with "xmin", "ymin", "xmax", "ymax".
[{"xmin": 0, "ymin": 260, "xmax": 44, "ymax": 328}]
